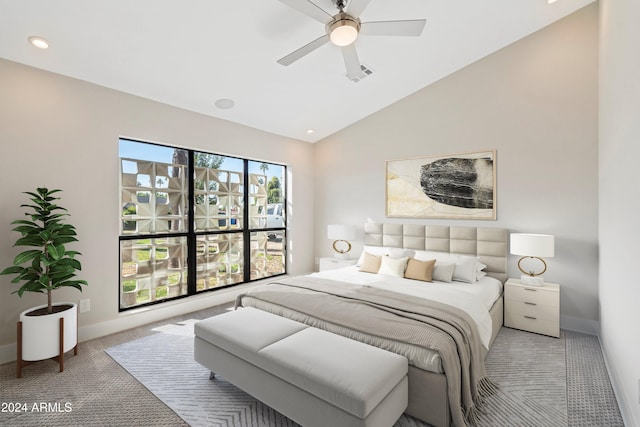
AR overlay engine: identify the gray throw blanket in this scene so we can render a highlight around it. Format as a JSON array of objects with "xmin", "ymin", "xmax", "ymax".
[{"xmin": 236, "ymin": 276, "xmax": 496, "ymax": 427}]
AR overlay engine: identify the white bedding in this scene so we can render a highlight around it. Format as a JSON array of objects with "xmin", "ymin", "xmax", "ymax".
[{"xmin": 310, "ymin": 266, "xmax": 503, "ymax": 350}]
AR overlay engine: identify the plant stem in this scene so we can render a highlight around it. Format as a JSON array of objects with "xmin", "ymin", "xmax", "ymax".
[{"xmin": 44, "ymin": 239, "xmax": 52, "ymax": 313}]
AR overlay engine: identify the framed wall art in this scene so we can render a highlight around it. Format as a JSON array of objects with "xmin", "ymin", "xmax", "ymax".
[{"xmin": 386, "ymin": 149, "xmax": 496, "ymax": 220}]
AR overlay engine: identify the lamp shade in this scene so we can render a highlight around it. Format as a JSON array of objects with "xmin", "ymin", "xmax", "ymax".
[
  {"xmin": 510, "ymin": 233, "xmax": 555, "ymax": 258},
  {"xmin": 327, "ymin": 224, "xmax": 356, "ymax": 241}
]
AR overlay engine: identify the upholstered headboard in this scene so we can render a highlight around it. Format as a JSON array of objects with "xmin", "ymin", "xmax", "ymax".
[{"xmin": 363, "ymin": 223, "xmax": 508, "ymax": 283}]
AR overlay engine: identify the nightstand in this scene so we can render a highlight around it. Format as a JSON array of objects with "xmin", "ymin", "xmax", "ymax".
[
  {"xmin": 318, "ymin": 257, "xmax": 357, "ymax": 272},
  {"xmin": 504, "ymin": 278, "xmax": 560, "ymax": 338}
]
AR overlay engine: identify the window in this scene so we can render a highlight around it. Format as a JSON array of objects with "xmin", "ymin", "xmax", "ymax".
[{"xmin": 119, "ymin": 139, "xmax": 286, "ymax": 310}]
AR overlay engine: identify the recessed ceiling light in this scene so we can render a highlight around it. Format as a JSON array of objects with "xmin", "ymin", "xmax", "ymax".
[
  {"xmin": 547, "ymin": 0, "xmax": 558, "ymax": 4},
  {"xmin": 28, "ymin": 36, "xmax": 49, "ymax": 49},
  {"xmin": 214, "ymin": 98, "xmax": 235, "ymax": 110},
  {"xmin": 306, "ymin": 129, "xmax": 315, "ymax": 134}
]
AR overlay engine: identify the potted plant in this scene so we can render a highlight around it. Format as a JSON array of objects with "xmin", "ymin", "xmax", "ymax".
[{"xmin": 0, "ymin": 188, "xmax": 88, "ymax": 377}]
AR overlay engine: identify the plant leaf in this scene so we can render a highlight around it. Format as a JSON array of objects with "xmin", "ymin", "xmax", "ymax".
[
  {"xmin": 52, "ymin": 236, "xmax": 77, "ymax": 245},
  {"xmin": 10, "ymin": 219, "xmax": 38, "ymax": 227},
  {"xmin": 47, "ymin": 244, "xmax": 61, "ymax": 260},
  {"xmin": 15, "ymin": 235, "xmax": 45, "ymax": 247},
  {"xmin": 13, "ymin": 250, "xmax": 42, "ymax": 266},
  {"xmin": 39, "ymin": 274, "xmax": 50, "ymax": 286},
  {"xmin": 12, "ymin": 225, "xmax": 39, "ymax": 234},
  {"xmin": 0, "ymin": 265, "xmax": 24, "ymax": 275}
]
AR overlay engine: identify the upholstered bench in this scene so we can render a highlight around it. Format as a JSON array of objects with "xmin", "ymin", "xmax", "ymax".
[{"xmin": 194, "ymin": 307, "xmax": 408, "ymax": 427}]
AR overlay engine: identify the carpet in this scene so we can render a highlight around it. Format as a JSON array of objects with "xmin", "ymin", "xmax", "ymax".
[{"xmin": 105, "ymin": 320, "xmax": 623, "ymax": 427}]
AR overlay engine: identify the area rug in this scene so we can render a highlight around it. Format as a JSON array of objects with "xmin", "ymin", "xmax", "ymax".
[
  {"xmin": 106, "ymin": 320, "xmax": 299, "ymax": 427},
  {"xmin": 104, "ymin": 320, "xmax": 611, "ymax": 427}
]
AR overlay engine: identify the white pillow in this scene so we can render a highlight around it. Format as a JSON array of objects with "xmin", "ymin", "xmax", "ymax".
[
  {"xmin": 357, "ymin": 246, "xmax": 390, "ymax": 266},
  {"xmin": 451, "ymin": 257, "xmax": 478, "ymax": 283},
  {"xmin": 475, "ymin": 262, "xmax": 488, "ymax": 281},
  {"xmin": 377, "ymin": 256, "xmax": 409, "ymax": 277},
  {"xmin": 432, "ymin": 262, "xmax": 455, "ymax": 282},
  {"xmin": 413, "ymin": 250, "xmax": 450, "ymax": 262},
  {"xmin": 388, "ymin": 247, "xmax": 416, "ymax": 259},
  {"xmin": 415, "ymin": 251, "xmax": 486, "ymax": 283}
]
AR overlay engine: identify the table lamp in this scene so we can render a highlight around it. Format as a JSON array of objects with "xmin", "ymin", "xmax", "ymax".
[{"xmin": 510, "ymin": 233, "xmax": 555, "ymax": 285}]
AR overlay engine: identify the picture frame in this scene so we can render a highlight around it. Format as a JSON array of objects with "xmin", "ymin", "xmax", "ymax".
[{"xmin": 386, "ymin": 149, "xmax": 496, "ymax": 220}]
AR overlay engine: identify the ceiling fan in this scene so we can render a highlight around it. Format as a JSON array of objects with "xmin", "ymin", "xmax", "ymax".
[{"xmin": 277, "ymin": 0, "xmax": 426, "ymax": 79}]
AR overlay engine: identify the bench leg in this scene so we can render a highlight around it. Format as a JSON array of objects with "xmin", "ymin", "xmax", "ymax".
[{"xmin": 209, "ymin": 371, "xmax": 216, "ymax": 380}]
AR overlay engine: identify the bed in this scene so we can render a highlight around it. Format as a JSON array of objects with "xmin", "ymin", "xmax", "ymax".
[{"xmin": 236, "ymin": 223, "xmax": 507, "ymax": 427}]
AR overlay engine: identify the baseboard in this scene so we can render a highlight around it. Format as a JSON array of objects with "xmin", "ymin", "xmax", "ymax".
[
  {"xmin": 600, "ymin": 336, "xmax": 640, "ymax": 427},
  {"xmin": 0, "ymin": 342, "xmax": 16, "ymax": 367},
  {"xmin": 560, "ymin": 314, "xmax": 599, "ymax": 335},
  {"xmin": 0, "ymin": 280, "xmax": 272, "ymax": 366}
]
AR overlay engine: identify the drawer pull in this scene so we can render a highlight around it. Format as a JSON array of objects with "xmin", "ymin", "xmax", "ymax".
[
  {"xmin": 524, "ymin": 302, "xmax": 537, "ymax": 306},
  {"xmin": 524, "ymin": 288, "xmax": 538, "ymax": 292},
  {"xmin": 524, "ymin": 315, "xmax": 537, "ymax": 320}
]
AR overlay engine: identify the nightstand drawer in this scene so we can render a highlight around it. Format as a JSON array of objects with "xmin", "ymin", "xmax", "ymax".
[
  {"xmin": 504, "ymin": 301, "xmax": 559, "ymax": 322},
  {"xmin": 505, "ymin": 311, "xmax": 560, "ymax": 337},
  {"xmin": 505, "ymin": 285, "xmax": 558, "ymax": 307}
]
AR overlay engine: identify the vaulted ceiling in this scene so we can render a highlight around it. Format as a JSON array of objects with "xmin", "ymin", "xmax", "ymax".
[{"xmin": 0, "ymin": 0, "xmax": 594, "ymax": 142}]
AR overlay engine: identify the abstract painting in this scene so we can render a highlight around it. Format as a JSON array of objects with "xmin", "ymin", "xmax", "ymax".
[{"xmin": 386, "ymin": 150, "xmax": 496, "ymax": 220}]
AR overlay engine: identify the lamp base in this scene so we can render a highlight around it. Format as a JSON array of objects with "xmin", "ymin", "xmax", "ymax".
[
  {"xmin": 520, "ymin": 275, "xmax": 545, "ymax": 286},
  {"xmin": 333, "ymin": 252, "xmax": 350, "ymax": 260}
]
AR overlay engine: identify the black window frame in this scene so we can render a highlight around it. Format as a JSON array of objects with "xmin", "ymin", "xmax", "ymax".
[{"xmin": 118, "ymin": 138, "xmax": 287, "ymax": 311}]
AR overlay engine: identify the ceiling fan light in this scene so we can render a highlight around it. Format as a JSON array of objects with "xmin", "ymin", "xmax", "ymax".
[{"xmin": 328, "ymin": 17, "xmax": 360, "ymax": 46}]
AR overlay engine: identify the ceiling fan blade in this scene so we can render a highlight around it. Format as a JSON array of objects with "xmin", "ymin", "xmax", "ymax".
[
  {"xmin": 277, "ymin": 34, "xmax": 330, "ymax": 66},
  {"xmin": 346, "ymin": 0, "xmax": 372, "ymax": 18},
  {"xmin": 360, "ymin": 19, "xmax": 427, "ymax": 37},
  {"xmin": 278, "ymin": 0, "xmax": 333, "ymax": 24},
  {"xmin": 341, "ymin": 43, "xmax": 365, "ymax": 80}
]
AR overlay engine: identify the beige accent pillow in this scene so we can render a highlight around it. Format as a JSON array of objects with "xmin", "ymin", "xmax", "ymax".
[
  {"xmin": 359, "ymin": 252, "xmax": 382, "ymax": 273},
  {"xmin": 404, "ymin": 258, "xmax": 436, "ymax": 282},
  {"xmin": 357, "ymin": 246, "xmax": 389, "ymax": 266}
]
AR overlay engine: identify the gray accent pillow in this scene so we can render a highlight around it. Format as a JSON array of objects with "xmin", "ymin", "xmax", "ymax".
[{"xmin": 432, "ymin": 262, "xmax": 455, "ymax": 283}]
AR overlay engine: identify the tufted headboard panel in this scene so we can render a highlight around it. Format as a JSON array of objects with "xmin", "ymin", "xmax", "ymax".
[{"xmin": 363, "ymin": 223, "xmax": 508, "ymax": 283}]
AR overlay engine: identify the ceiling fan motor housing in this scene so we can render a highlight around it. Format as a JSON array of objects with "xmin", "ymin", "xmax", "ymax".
[{"xmin": 327, "ymin": 12, "xmax": 361, "ymax": 46}]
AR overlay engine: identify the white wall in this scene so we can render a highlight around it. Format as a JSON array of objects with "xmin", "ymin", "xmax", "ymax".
[
  {"xmin": 0, "ymin": 58, "xmax": 315, "ymax": 359},
  {"xmin": 599, "ymin": 0, "xmax": 640, "ymax": 425},
  {"xmin": 314, "ymin": 5, "xmax": 599, "ymax": 334}
]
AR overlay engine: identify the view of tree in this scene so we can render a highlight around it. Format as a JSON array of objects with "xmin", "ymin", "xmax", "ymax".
[
  {"xmin": 172, "ymin": 148, "xmax": 189, "ymax": 172},
  {"xmin": 171, "ymin": 149, "xmax": 225, "ymax": 178},
  {"xmin": 260, "ymin": 163, "xmax": 269, "ymax": 175},
  {"xmin": 195, "ymin": 152, "xmax": 225, "ymax": 169},
  {"xmin": 267, "ymin": 176, "xmax": 281, "ymax": 203}
]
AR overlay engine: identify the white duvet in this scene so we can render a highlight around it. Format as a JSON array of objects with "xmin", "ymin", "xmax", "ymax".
[{"xmin": 310, "ymin": 266, "xmax": 503, "ymax": 350}]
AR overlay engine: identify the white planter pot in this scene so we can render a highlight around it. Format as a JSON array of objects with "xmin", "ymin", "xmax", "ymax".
[{"xmin": 19, "ymin": 302, "xmax": 78, "ymax": 361}]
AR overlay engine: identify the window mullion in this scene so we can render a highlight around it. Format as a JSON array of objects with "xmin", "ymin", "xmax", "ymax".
[
  {"xmin": 243, "ymin": 159, "xmax": 251, "ymax": 283},
  {"xmin": 187, "ymin": 150, "xmax": 197, "ymax": 295}
]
